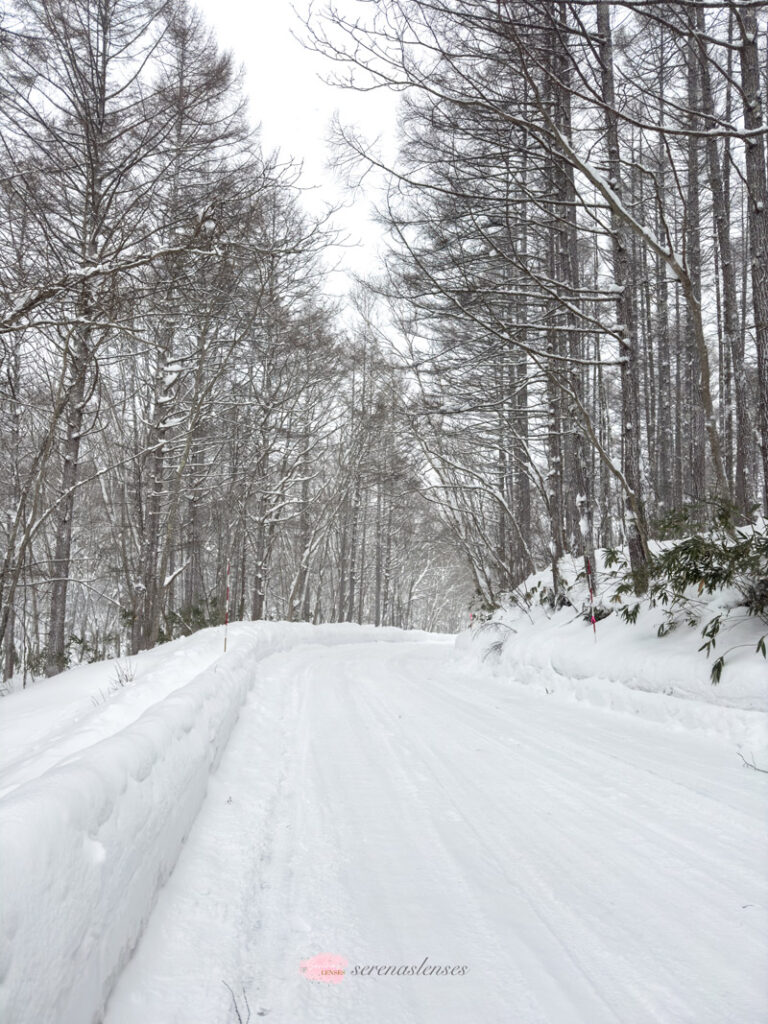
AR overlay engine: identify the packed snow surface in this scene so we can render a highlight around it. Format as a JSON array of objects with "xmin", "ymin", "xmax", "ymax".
[
  {"xmin": 1, "ymin": 623, "xmax": 766, "ymax": 1023},
  {"xmin": 0, "ymin": 624, "xmax": 435, "ymax": 1024}
]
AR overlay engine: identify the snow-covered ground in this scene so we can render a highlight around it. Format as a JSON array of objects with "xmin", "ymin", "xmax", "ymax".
[
  {"xmin": 1, "ymin": 622, "xmax": 766, "ymax": 1023},
  {"xmin": 0, "ymin": 623, "xmax": 438, "ymax": 1024},
  {"xmin": 0, "ymin": 623, "xmax": 435, "ymax": 797},
  {"xmin": 464, "ymin": 552, "xmax": 768, "ymax": 761}
]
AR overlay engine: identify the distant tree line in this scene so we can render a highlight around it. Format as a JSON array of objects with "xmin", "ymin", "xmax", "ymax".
[
  {"xmin": 310, "ymin": 0, "xmax": 768, "ymax": 602},
  {"xmin": 4, "ymin": 0, "xmax": 767, "ymax": 680},
  {"xmin": 0, "ymin": 0, "xmax": 470, "ymax": 682}
]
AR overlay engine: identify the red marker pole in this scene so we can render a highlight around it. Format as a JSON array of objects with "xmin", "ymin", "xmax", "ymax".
[
  {"xmin": 223, "ymin": 559, "xmax": 231, "ymax": 653},
  {"xmin": 586, "ymin": 556, "xmax": 597, "ymax": 642}
]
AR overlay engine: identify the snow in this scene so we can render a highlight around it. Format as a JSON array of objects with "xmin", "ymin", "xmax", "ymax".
[
  {"xmin": 104, "ymin": 639, "xmax": 767, "ymax": 1024},
  {"xmin": 466, "ymin": 615, "xmax": 768, "ymax": 756},
  {"xmin": 462, "ymin": 552, "xmax": 768, "ymax": 759},
  {"xmin": 0, "ymin": 623, "xmax": 439, "ymax": 1024},
  {"xmin": 0, "ymin": 626, "xmax": 257, "ymax": 793},
  {"xmin": 1, "ymin": 619, "xmax": 766, "ymax": 1024}
]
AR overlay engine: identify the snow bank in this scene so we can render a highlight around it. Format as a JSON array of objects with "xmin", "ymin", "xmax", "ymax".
[
  {"xmin": 0, "ymin": 622, "xmax": 444, "ymax": 798},
  {"xmin": 0, "ymin": 642, "xmax": 256, "ymax": 1024},
  {"xmin": 461, "ymin": 553, "xmax": 768, "ymax": 761},
  {"xmin": 0, "ymin": 624, "xmax": 265, "ymax": 796},
  {"xmin": 0, "ymin": 622, "xmax": 438, "ymax": 1024}
]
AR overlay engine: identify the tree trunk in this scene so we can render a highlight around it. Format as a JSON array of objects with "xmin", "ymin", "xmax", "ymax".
[
  {"xmin": 46, "ymin": 329, "xmax": 90, "ymax": 675},
  {"xmin": 596, "ymin": 0, "xmax": 651, "ymax": 593},
  {"xmin": 736, "ymin": 7, "xmax": 768, "ymax": 511},
  {"xmin": 698, "ymin": 8, "xmax": 750, "ymax": 513}
]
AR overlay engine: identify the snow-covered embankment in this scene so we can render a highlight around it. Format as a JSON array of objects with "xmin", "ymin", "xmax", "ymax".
[
  {"xmin": 461, "ymin": 555, "xmax": 768, "ymax": 763},
  {"xmin": 0, "ymin": 639, "xmax": 258, "ymax": 1024}
]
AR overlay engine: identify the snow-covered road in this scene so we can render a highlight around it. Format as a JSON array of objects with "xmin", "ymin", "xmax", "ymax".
[{"xmin": 104, "ymin": 637, "xmax": 768, "ymax": 1024}]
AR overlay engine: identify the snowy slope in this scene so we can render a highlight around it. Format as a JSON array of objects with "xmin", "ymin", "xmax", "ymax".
[
  {"xmin": 99, "ymin": 638, "xmax": 768, "ymax": 1024},
  {"xmin": 462, "ymin": 552, "xmax": 768, "ymax": 763}
]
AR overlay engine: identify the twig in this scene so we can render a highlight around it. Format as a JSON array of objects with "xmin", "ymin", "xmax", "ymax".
[
  {"xmin": 223, "ymin": 982, "xmax": 251, "ymax": 1024},
  {"xmin": 737, "ymin": 752, "xmax": 768, "ymax": 774}
]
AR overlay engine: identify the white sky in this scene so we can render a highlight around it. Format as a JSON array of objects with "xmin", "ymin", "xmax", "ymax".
[{"xmin": 192, "ymin": 0, "xmax": 398, "ymax": 296}]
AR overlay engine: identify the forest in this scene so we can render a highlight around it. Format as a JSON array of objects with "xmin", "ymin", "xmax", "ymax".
[{"xmin": 1, "ymin": 0, "xmax": 767, "ymax": 681}]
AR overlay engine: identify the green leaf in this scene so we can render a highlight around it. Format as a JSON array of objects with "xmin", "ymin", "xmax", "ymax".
[{"xmin": 710, "ymin": 656, "xmax": 725, "ymax": 685}]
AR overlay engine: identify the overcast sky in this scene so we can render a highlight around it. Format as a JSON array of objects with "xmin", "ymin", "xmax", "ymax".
[{"xmin": 192, "ymin": 0, "xmax": 398, "ymax": 294}]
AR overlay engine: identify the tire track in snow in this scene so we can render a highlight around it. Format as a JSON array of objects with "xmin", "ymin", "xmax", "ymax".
[
  {"xmin": 356, "ymin": 646, "xmax": 768, "ymax": 1023},
  {"xmin": 103, "ymin": 639, "xmax": 768, "ymax": 1024}
]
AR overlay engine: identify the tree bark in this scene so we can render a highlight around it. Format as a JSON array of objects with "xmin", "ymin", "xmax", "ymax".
[
  {"xmin": 736, "ymin": 7, "xmax": 768, "ymax": 511},
  {"xmin": 596, "ymin": 0, "xmax": 651, "ymax": 593}
]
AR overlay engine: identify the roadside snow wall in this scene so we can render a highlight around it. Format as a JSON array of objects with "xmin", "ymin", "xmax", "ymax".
[
  {"xmin": 460, "ymin": 601, "xmax": 768, "ymax": 760},
  {"xmin": 0, "ymin": 642, "xmax": 260, "ymax": 1024}
]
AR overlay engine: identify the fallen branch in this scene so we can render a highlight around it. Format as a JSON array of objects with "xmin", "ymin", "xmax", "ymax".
[
  {"xmin": 223, "ymin": 982, "xmax": 251, "ymax": 1023},
  {"xmin": 737, "ymin": 752, "xmax": 768, "ymax": 775}
]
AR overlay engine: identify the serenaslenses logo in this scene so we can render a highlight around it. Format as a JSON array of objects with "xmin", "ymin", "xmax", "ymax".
[
  {"xmin": 300, "ymin": 954, "xmax": 469, "ymax": 984},
  {"xmin": 300, "ymin": 953, "xmax": 348, "ymax": 984}
]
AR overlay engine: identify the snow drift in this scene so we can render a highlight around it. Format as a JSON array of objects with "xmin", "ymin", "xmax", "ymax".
[
  {"xmin": 0, "ymin": 640, "xmax": 257, "ymax": 1024},
  {"xmin": 461, "ymin": 551, "xmax": 768, "ymax": 762}
]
